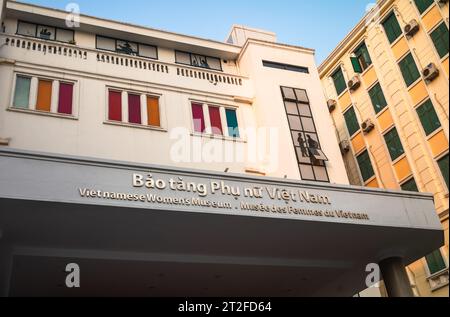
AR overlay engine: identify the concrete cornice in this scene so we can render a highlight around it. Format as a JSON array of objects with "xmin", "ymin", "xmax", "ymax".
[
  {"xmin": 6, "ymin": 0, "xmax": 242, "ymax": 59},
  {"xmin": 238, "ymin": 38, "xmax": 315, "ymax": 64},
  {"xmin": 318, "ymin": 0, "xmax": 395, "ymax": 77},
  {"xmin": 0, "ymin": 57, "xmax": 15, "ymax": 65}
]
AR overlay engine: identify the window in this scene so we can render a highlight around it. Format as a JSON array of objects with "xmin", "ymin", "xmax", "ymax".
[
  {"xmin": 147, "ymin": 96, "xmax": 161, "ymax": 127},
  {"xmin": 58, "ymin": 83, "xmax": 74, "ymax": 115},
  {"xmin": 107, "ymin": 89, "xmax": 161, "ymax": 127},
  {"xmin": 36, "ymin": 79, "xmax": 52, "ymax": 112},
  {"xmin": 331, "ymin": 67, "xmax": 347, "ymax": 96},
  {"xmin": 108, "ymin": 90, "xmax": 122, "ymax": 122},
  {"xmin": 12, "ymin": 75, "xmax": 75, "ymax": 116},
  {"xmin": 262, "ymin": 61, "xmax": 309, "ymax": 74},
  {"xmin": 208, "ymin": 106, "xmax": 223, "ymax": 135},
  {"xmin": 430, "ymin": 22, "xmax": 449, "ymax": 59},
  {"xmin": 384, "ymin": 128, "xmax": 405, "ymax": 161},
  {"xmin": 16, "ymin": 21, "xmax": 74, "ymax": 44},
  {"xmin": 13, "ymin": 76, "xmax": 31, "ymax": 109},
  {"xmin": 191, "ymin": 102, "xmax": 239, "ymax": 138},
  {"xmin": 438, "ymin": 155, "xmax": 449, "ymax": 190},
  {"xmin": 37, "ymin": 25, "xmax": 56, "ymax": 41},
  {"xmin": 176, "ymin": 51, "xmax": 222, "ymax": 71},
  {"xmin": 357, "ymin": 150, "xmax": 375, "ymax": 182},
  {"xmin": 382, "ymin": 12, "xmax": 403, "ymax": 44},
  {"xmin": 426, "ymin": 250, "xmax": 447, "ymax": 275},
  {"xmin": 416, "ymin": 99, "xmax": 441, "ymax": 136},
  {"xmin": 369, "ymin": 83, "xmax": 388, "ymax": 114},
  {"xmin": 191, "ymin": 103, "xmax": 206, "ymax": 133},
  {"xmin": 128, "ymin": 94, "xmax": 142, "ymax": 125},
  {"xmin": 96, "ymin": 36, "xmax": 158, "ymax": 59},
  {"xmin": 281, "ymin": 86, "xmax": 329, "ymax": 183},
  {"xmin": 414, "ymin": 0, "xmax": 435, "ymax": 14},
  {"xmin": 352, "ymin": 42, "xmax": 372, "ymax": 73},
  {"xmin": 401, "ymin": 178, "xmax": 419, "ymax": 192},
  {"xmin": 344, "ymin": 107, "xmax": 360, "ymax": 137},
  {"xmin": 399, "ymin": 53, "xmax": 421, "ymax": 87},
  {"xmin": 226, "ymin": 109, "xmax": 240, "ymax": 138}
]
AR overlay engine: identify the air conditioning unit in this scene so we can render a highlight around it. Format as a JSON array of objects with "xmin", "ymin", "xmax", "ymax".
[
  {"xmin": 438, "ymin": 0, "xmax": 448, "ymax": 7},
  {"xmin": 327, "ymin": 99, "xmax": 337, "ymax": 112},
  {"xmin": 404, "ymin": 19, "xmax": 420, "ymax": 38},
  {"xmin": 339, "ymin": 140, "xmax": 351, "ymax": 154},
  {"xmin": 361, "ymin": 119, "xmax": 375, "ymax": 134},
  {"xmin": 422, "ymin": 63, "xmax": 440, "ymax": 83},
  {"xmin": 348, "ymin": 76, "xmax": 361, "ymax": 92}
]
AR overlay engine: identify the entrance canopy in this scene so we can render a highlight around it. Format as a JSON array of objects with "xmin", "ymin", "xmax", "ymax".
[{"xmin": 0, "ymin": 149, "xmax": 444, "ymax": 297}]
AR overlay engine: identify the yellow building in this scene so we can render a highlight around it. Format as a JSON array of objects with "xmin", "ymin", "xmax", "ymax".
[{"xmin": 319, "ymin": 0, "xmax": 449, "ymax": 297}]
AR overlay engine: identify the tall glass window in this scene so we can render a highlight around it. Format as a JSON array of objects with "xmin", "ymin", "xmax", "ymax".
[{"xmin": 282, "ymin": 86, "xmax": 329, "ymax": 183}]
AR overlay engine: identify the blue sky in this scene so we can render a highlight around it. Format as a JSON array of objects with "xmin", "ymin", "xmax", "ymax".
[{"xmin": 20, "ymin": 0, "xmax": 373, "ymax": 64}]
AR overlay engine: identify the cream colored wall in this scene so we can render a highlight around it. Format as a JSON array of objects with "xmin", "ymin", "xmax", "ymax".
[
  {"xmin": 0, "ymin": 16, "xmax": 348, "ymax": 184},
  {"xmin": 320, "ymin": 0, "xmax": 449, "ymax": 297},
  {"xmin": 238, "ymin": 41, "xmax": 349, "ymax": 183},
  {"xmin": 0, "ymin": 65, "xmax": 258, "ymax": 175}
]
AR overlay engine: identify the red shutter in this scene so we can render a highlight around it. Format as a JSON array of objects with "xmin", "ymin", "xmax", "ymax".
[
  {"xmin": 208, "ymin": 106, "xmax": 223, "ymax": 135},
  {"xmin": 191, "ymin": 103, "xmax": 205, "ymax": 133},
  {"xmin": 128, "ymin": 94, "xmax": 142, "ymax": 124},
  {"xmin": 108, "ymin": 90, "xmax": 122, "ymax": 121},
  {"xmin": 58, "ymin": 82, "xmax": 74, "ymax": 115}
]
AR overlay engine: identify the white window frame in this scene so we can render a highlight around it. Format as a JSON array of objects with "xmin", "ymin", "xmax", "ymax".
[
  {"xmin": 9, "ymin": 72, "xmax": 79, "ymax": 120},
  {"xmin": 188, "ymin": 99, "xmax": 242, "ymax": 141},
  {"xmin": 104, "ymin": 86, "xmax": 167, "ymax": 132}
]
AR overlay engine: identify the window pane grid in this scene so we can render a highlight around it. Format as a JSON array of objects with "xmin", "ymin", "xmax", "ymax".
[
  {"xmin": 96, "ymin": 35, "xmax": 158, "ymax": 59},
  {"xmin": 369, "ymin": 83, "xmax": 388, "ymax": 114},
  {"xmin": 58, "ymin": 82, "xmax": 74, "ymax": 115},
  {"xmin": 383, "ymin": 12, "xmax": 403, "ymax": 44},
  {"xmin": 208, "ymin": 106, "xmax": 223, "ymax": 135},
  {"xmin": 281, "ymin": 86, "xmax": 329, "ymax": 182},
  {"xmin": 401, "ymin": 178, "xmax": 419, "ymax": 192},
  {"xmin": 384, "ymin": 128, "xmax": 405, "ymax": 161},
  {"xmin": 175, "ymin": 51, "xmax": 222, "ymax": 71},
  {"xmin": 354, "ymin": 42, "xmax": 372, "ymax": 71},
  {"xmin": 426, "ymin": 250, "xmax": 447, "ymax": 275},
  {"xmin": 344, "ymin": 107, "xmax": 360, "ymax": 136},
  {"xmin": 108, "ymin": 90, "xmax": 122, "ymax": 122},
  {"xmin": 357, "ymin": 150, "xmax": 375, "ymax": 182},
  {"xmin": 430, "ymin": 23, "xmax": 449, "ymax": 59},
  {"xmin": 414, "ymin": 0, "xmax": 435, "ymax": 14},
  {"xmin": 416, "ymin": 99, "xmax": 441, "ymax": 136},
  {"xmin": 399, "ymin": 54, "xmax": 421, "ymax": 87},
  {"xmin": 226, "ymin": 109, "xmax": 240, "ymax": 138},
  {"xmin": 332, "ymin": 67, "xmax": 347, "ymax": 96},
  {"xmin": 17, "ymin": 21, "xmax": 74, "ymax": 43},
  {"xmin": 13, "ymin": 76, "xmax": 31, "ymax": 109}
]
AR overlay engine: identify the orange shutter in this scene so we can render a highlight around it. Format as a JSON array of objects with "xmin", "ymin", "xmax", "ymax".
[
  {"xmin": 36, "ymin": 80, "xmax": 53, "ymax": 112},
  {"xmin": 147, "ymin": 96, "xmax": 160, "ymax": 127}
]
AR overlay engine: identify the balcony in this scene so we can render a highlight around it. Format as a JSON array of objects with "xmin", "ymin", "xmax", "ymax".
[{"xmin": 0, "ymin": 34, "xmax": 253, "ymax": 99}]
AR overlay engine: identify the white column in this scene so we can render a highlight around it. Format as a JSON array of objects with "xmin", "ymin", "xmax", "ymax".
[
  {"xmin": 203, "ymin": 103, "xmax": 212, "ymax": 134},
  {"xmin": 28, "ymin": 77, "xmax": 38, "ymax": 110},
  {"xmin": 121, "ymin": 91, "xmax": 128, "ymax": 123},
  {"xmin": 140, "ymin": 94, "xmax": 148, "ymax": 126},
  {"xmin": 50, "ymin": 80, "xmax": 59, "ymax": 113},
  {"xmin": 220, "ymin": 106, "xmax": 229, "ymax": 137}
]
